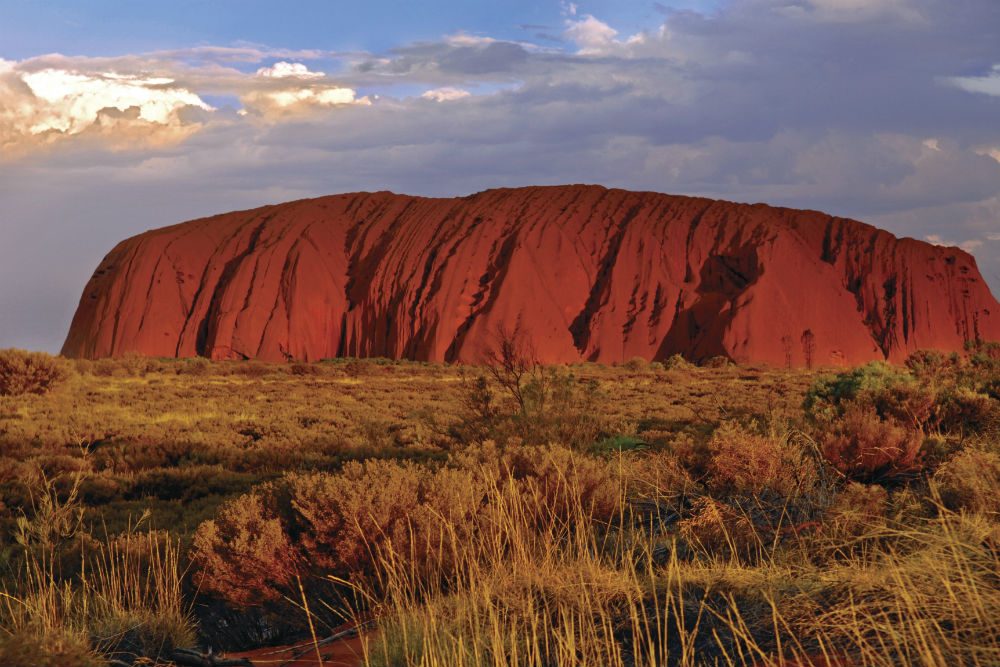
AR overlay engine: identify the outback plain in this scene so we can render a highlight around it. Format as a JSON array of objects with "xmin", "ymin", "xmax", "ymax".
[{"xmin": 0, "ymin": 343, "xmax": 998, "ymax": 666}]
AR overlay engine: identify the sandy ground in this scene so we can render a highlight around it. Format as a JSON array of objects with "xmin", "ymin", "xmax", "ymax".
[{"xmin": 230, "ymin": 634, "xmax": 366, "ymax": 667}]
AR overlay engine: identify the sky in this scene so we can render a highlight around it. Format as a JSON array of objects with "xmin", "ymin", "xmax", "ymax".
[{"xmin": 1, "ymin": 0, "xmax": 999, "ymax": 352}]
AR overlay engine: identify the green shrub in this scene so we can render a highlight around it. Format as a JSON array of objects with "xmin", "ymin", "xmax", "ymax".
[
  {"xmin": 0, "ymin": 350, "xmax": 70, "ymax": 396},
  {"xmin": 804, "ymin": 362, "xmax": 924, "ymax": 424},
  {"xmin": 591, "ymin": 434, "xmax": 647, "ymax": 455},
  {"xmin": 905, "ymin": 350, "xmax": 960, "ymax": 379}
]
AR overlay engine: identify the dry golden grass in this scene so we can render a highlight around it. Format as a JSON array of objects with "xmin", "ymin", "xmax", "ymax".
[{"xmin": 0, "ymin": 349, "xmax": 997, "ymax": 666}]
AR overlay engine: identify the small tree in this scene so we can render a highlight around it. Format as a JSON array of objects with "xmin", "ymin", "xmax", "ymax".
[
  {"xmin": 781, "ymin": 335, "xmax": 794, "ymax": 368},
  {"xmin": 483, "ymin": 323, "xmax": 539, "ymax": 417},
  {"xmin": 0, "ymin": 349, "xmax": 70, "ymax": 396},
  {"xmin": 473, "ymin": 323, "xmax": 604, "ymax": 446},
  {"xmin": 800, "ymin": 329, "xmax": 816, "ymax": 370}
]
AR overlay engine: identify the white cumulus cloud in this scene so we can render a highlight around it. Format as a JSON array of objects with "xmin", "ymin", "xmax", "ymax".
[
  {"xmin": 421, "ymin": 87, "xmax": 471, "ymax": 102},
  {"xmin": 20, "ymin": 69, "xmax": 211, "ymax": 135},
  {"xmin": 0, "ymin": 61, "xmax": 213, "ymax": 153},
  {"xmin": 246, "ymin": 60, "xmax": 370, "ymax": 115},
  {"xmin": 242, "ymin": 85, "xmax": 369, "ymax": 115},
  {"xmin": 565, "ymin": 15, "xmax": 619, "ymax": 54},
  {"xmin": 255, "ymin": 61, "xmax": 326, "ymax": 79},
  {"xmin": 445, "ymin": 33, "xmax": 497, "ymax": 47}
]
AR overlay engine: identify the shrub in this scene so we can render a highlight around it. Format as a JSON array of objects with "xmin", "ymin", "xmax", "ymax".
[
  {"xmin": 821, "ymin": 481, "xmax": 889, "ymax": 540},
  {"xmin": 192, "ymin": 444, "xmax": 635, "ymax": 615},
  {"xmin": 230, "ymin": 361, "xmax": 271, "ymax": 378},
  {"xmin": 805, "ymin": 362, "xmax": 918, "ymax": 423},
  {"xmin": 934, "ymin": 449, "xmax": 1000, "ymax": 515},
  {"xmin": 985, "ymin": 378, "xmax": 1000, "ymax": 401},
  {"xmin": 191, "ymin": 490, "xmax": 300, "ymax": 606},
  {"xmin": 706, "ymin": 422, "xmax": 818, "ymax": 497},
  {"xmin": 289, "ymin": 362, "xmax": 322, "ymax": 376},
  {"xmin": 624, "ymin": 356, "xmax": 648, "ymax": 371},
  {"xmin": 0, "ymin": 350, "xmax": 70, "ymax": 396},
  {"xmin": 117, "ymin": 352, "xmax": 154, "ymax": 377},
  {"xmin": 905, "ymin": 349, "xmax": 960, "ymax": 379},
  {"xmin": 817, "ymin": 405, "xmax": 924, "ymax": 483},
  {"xmin": 458, "ymin": 367, "xmax": 606, "ymax": 447},
  {"xmin": 934, "ymin": 387, "xmax": 997, "ymax": 437},
  {"xmin": 499, "ymin": 444, "xmax": 625, "ymax": 526},
  {"xmin": 192, "ymin": 460, "xmax": 488, "ymax": 606},
  {"xmin": 664, "ymin": 353, "xmax": 694, "ymax": 370},
  {"xmin": 127, "ymin": 465, "xmax": 255, "ymax": 502},
  {"xmin": 91, "ymin": 359, "xmax": 120, "ymax": 377},
  {"xmin": 175, "ymin": 357, "xmax": 211, "ymax": 376},
  {"xmin": 0, "ymin": 629, "xmax": 102, "ymax": 667},
  {"xmin": 289, "ymin": 460, "xmax": 484, "ymax": 578},
  {"xmin": 679, "ymin": 497, "xmax": 759, "ymax": 559}
]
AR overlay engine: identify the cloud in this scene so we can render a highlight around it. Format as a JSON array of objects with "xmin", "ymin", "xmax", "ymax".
[
  {"xmin": 242, "ymin": 86, "xmax": 368, "ymax": 114},
  {"xmin": 977, "ymin": 147, "xmax": 1000, "ymax": 164},
  {"xmin": 21, "ymin": 69, "xmax": 210, "ymax": 132},
  {"xmin": 564, "ymin": 15, "xmax": 619, "ymax": 54},
  {"xmin": 0, "ymin": 54, "xmax": 375, "ymax": 151},
  {"xmin": 925, "ymin": 234, "xmax": 983, "ymax": 253},
  {"xmin": 950, "ymin": 64, "xmax": 1000, "ymax": 97},
  {"xmin": 0, "ymin": 62, "xmax": 212, "ymax": 153},
  {"xmin": 256, "ymin": 61, "xmax": 326, "ymax": 79},
  {"xmin": 420, "ymin": 87, "xmax": 471, "ymax": 102},
  {"xmin": 772, "ymin": 0, "xmax": 925, "ymax": 23},
  {"xmin": 244, "ymin": 60, "xmax": 369, "ymax": 115},
  {"xmin": 444, "ymin": 33, "xmax": 497, "ymax": 47}
]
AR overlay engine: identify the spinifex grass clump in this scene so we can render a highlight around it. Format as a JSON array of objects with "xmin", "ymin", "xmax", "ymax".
[{"xmin": 0, "ymin": 468, "xmax": 195, "ymax": 666}]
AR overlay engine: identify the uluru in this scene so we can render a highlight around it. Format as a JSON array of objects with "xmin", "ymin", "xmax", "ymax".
[{"xmin": 62, "ymin": 185, "xmax": 1000, "ymax": 366}]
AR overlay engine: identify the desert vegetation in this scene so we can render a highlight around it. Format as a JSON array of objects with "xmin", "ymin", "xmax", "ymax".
[{"xmin": 0, "ymin": 341, "xmax": 997, "ymax": 666}]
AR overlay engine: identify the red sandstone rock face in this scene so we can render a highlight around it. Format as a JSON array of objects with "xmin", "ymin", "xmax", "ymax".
[{"xmin": 62, "ymin": 185, "xmax": 1000, "ymax": 366}]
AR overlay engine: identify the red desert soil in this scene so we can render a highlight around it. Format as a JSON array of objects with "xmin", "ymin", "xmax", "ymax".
[
  {"xmin": 63, "ymin": 185, "xmax": 1000, "ymax": 365},
  {"xmin": 231, "ymin": 634, "xmax": 366, "ymax": 666}
]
